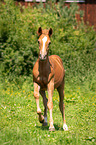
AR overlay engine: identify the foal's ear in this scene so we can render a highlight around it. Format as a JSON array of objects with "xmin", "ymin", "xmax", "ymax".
[
  {"xmin": 48, "ymin": 28, "xmax": 53, "ymax": 37},
  {"xmin": 38, "ymin": 27, "xmax": 42, "ymax": 36}
]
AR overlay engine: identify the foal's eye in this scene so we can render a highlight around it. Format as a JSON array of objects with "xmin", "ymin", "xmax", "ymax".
[
  {"xmin": 38, "ymin": 41, "xmax": 40, "ymax": 45},
  {"xmin": 48, "ymin": 42, "xmax": 51, "ymax": 47},
  {"xmin": 49, "ymin": 42, "xmax": 51, "ymax": 45}
]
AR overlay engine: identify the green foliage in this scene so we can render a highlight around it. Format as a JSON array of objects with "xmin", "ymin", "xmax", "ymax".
[
  {"xmin": 0, "ymin": 0, "xmax": 38, "ymax": 75},
  {"xmin": 0, "ymin": 0, "xmax": 96, "ymax": 85}
]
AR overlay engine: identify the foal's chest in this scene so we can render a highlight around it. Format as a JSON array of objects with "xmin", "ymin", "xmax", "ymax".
[
  {"xmin": 35, "ymin": 73, "xmax": 51, "ymax": 89},
  {"xmin": 33, "ymin": 60, "xmax": 54, "ymax": 89}
]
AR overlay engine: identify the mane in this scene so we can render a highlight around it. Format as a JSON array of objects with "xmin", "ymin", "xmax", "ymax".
[{"xmin": 42, "ymin": 29, "xmax": 49, "ymax": 35}]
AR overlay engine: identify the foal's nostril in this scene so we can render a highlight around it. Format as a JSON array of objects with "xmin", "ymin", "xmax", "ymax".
[
  {"xmin": 39, "ymin": 54, "xmax": 41, "ymax": 58},
  {"xmin": 44, "ymin": 55, "xmax": 47, "ymax": 59},
  {"xmin": 39, "ymin": 54, "xmax": 42, "ymax": 60}
]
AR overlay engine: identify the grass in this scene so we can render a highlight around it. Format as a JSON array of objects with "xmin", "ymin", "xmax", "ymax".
[{"xmin": 0, "ymin": 77, "xmax": 96, "ymax": 145}]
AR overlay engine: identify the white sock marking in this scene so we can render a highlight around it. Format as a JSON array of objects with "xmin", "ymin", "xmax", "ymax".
[{"xmin": 63, "ymin": 124, "xmax": 68, "ymax": 131}]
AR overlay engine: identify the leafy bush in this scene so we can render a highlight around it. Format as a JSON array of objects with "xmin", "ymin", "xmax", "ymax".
[
  {"xmin": 0, "ymin": 0, "xmax": 38, "ymax": 75},
  {"xmin": 0, "ymin": 0, "xmax": 96, "ymax": 85}
]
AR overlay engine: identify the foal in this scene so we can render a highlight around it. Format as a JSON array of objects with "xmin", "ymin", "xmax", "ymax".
[{"xmin": 33, "ymin": 27, "xmax": 68, "ymax": 131}]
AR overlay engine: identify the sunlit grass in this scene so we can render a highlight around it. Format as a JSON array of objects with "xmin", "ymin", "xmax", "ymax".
[{"xmin": 0, "ymin": 78, "xmax": 96, "ymax": 145}]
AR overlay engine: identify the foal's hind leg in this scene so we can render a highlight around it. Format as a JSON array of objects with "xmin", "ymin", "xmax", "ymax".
[
  {"xmin": 34, "ymin": 82, "xmax": 44, "ymax": 123},
  {"xmin": 57, "ymin": 79, "xmax": 68, "ymax": 131},
  {"xmin": 40, "ymin": 90, "xmax": 48, "ymax": 126}
]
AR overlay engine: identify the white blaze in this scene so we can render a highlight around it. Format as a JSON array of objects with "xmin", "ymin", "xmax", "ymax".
[{"xmin": 42, "ymin": 36, "xmax": 47, "ymax": 54}]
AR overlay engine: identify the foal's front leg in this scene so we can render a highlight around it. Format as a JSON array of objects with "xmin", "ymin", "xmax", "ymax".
[
  {"xmin": 47, "ymin": 79, "xmax": 55, "ymax": 131},
  {"xmin": 34, "ymin": 82, "xmax": 44, "ymax": 123},
  {"xmin": 40, "ymin": 90, "xmax": 48, "ymax": 126}
]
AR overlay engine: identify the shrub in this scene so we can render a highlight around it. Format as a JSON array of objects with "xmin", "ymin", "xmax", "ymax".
[
  {"xmin": 0, "ymin": 0, "xmax": 96, "ymax": 85},
  {"xmin": 0, "ymin": 0, "xmax": 38, "ymax": 76}
]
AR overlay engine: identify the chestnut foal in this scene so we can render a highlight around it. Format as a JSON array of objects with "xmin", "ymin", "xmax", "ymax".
[{"xmin": 33, "ymin": 27, "xmax": 68, "ymax": 131}]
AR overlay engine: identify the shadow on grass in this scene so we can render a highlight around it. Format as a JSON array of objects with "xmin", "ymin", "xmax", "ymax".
[{"xmin": 36, "ymin": 124, "xmax": 63, "ymax": 131}]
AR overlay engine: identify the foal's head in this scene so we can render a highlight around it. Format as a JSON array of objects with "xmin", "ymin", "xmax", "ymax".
[{"xmin": 38, "ymin": 27, "xmax": 53, "ymax": 61}]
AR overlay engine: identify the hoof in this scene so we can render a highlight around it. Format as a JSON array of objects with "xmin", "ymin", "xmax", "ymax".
[
  {"xmin": 63, "ymin": 124, "xmax": 68, "ymax": 131},
  {"xmin": 49, "ymin": 127, "xmax": 55, "ymax": 131},
  {"xmin": 38, "ymin": 113, "xmax": 44, "ymax": 124},
  {"xmin": 42, "ymin": 122, "xmax": 48, "ymax": 126}
]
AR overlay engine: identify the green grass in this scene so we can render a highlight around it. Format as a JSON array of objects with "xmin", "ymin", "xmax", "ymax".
[{"xmin": 0, "ymin": 78, "xmax": 96, "ymax": 145}]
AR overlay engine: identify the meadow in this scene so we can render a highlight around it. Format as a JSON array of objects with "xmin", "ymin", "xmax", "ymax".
[
  {"xmin": 0, "ymin": 0, "xmax": 96, "ymax": 144},
  {"xmin": 0, "ymin": 76, "xmax": 96, "ymax": 145}
]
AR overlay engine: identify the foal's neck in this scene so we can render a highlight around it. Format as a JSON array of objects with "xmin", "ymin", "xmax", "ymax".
[
  {"xmin": 39, "ymin": 57, "xmax": 50, "ymax": 71},
  {"xmin": 39, "ymin": 57, "xmax": 49, "ymax": 65}
]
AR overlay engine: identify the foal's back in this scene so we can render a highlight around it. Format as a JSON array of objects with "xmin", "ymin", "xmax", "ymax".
[{"xmin": 49, "ymin": 55, "xmax": 65, "ymax": 89}]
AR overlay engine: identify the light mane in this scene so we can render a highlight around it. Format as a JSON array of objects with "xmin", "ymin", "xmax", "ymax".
[{"xmin": 42, "ymin": 29, "xmax": 49, "ymax": 35}]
